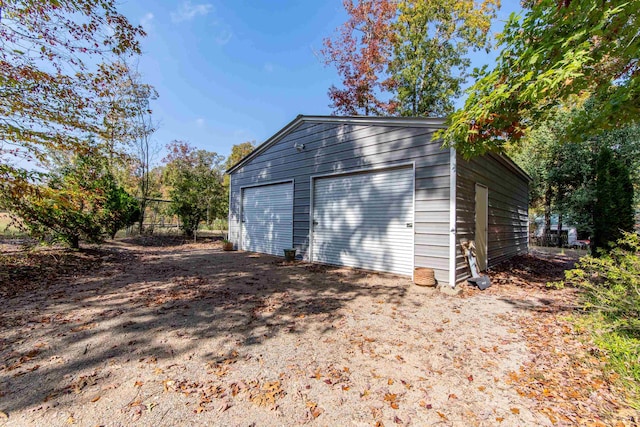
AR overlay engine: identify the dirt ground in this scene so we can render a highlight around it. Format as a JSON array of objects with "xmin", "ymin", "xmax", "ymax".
[{"xmin": 0, "ymin": 238, "xmax": 636, "ymax": 426}]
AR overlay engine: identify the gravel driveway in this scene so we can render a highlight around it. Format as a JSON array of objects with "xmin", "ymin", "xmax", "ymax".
[{"xmin": 0, "ymin": 239, "xmax": 632, "ymax": 426}]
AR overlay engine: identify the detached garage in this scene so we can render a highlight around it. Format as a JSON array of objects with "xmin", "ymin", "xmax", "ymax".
[{"xmin": 227, "ymin": 115, "xmax": 529, "ymax": 287}]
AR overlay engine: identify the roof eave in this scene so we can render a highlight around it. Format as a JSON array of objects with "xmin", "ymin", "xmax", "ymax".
[
  {"xmin": 489, "ymin": 152, "xmax": 532, "ymax": 183},
  {"xmin": 226, "ymin": 114, "xmax": 305, "ymax": 174}
]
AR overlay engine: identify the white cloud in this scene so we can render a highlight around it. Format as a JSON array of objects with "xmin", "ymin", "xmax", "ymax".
[
  {"xmin": 215, "ymin": 29, "xmax": 232, "ymax": 45},
  {"xmin": 140, "ymin": 12, "xmax": 154, "ymax": 32},
  {"xmin": 263, "ymin": 62, "xmax": 274, "ymax": 73},
  {"xmin": 195, "ymin": 118, "xmax": 205, "ymax": 127},
  {"xmin": 171, "ymin": 1, "xmax": 213, "ymax": 23}
]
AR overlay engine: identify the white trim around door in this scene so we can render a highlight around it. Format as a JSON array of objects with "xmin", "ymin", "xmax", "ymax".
[{"xmin": 310, "ymin": 165, "xmax": 415, "ymax": 276}]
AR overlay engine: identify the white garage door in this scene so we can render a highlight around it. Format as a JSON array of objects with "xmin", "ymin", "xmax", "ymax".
[
  {"xmin": 312, "ymin": 167, "xmax": 414, "ymax": 276},
  {"xmin": 241, "ymin": 182, "xmax": 293, "ymax": 256}
]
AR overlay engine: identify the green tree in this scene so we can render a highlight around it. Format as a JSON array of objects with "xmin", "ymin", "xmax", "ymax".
[
  {"xmin": 224, "ymin": 141, "xmax": 255, "ymax": 171},
  {"xmin": 163, "ymin": 142, "xmax": 225, "ymax": 238},
  {"xmin": 0, "ymin": 0, "xmax": 150, "ymax": 244},
  {"xmin": 322, "ymin": 0, "xmax": 498, "ymax": 116},
  {"xmin": 593, "ymin": 147, "xmax": 635, "ymax": 252},
  {"xmin": 442, "ymin": 0, "xmax": 640, "ymax": 157},
  {"xmin": 511, "ymin": 109, "xmax": 640, "ymax": 248},
  {"xmin": 390, "ymin": 0, "xmax": 498, "ymax": 116},
  {"xmin": 223, "ymin": 141, "xmax": 255, "ymax": 189}
]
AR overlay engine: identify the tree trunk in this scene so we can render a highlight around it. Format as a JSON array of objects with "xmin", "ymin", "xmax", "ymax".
[
  {"xmin": 138, "ymin": 198, "xmax": 146, "ymax": 235},
  {"xmin": 557, "ymin": 212, "xmax": 563, "ymax": 248},
  {"xmin": 544, "ymin": 186, "xmax": 552, "ymax": 246}
]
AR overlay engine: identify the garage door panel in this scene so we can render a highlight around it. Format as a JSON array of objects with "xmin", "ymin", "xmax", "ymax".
[
  {"xmin": 312, "ymin": 167, "xmax": 414, "ymax": 276},
  {"xmin": 242, "ymin": 183, "xmax": 293, "ymax": 256}
]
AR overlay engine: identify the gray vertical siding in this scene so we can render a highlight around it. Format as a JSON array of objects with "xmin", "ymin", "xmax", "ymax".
[
  {"xmin": 229, "ymin": 119, "xmax": 452, "ymax": 284},
  {"xmin": 455, "ymin": 153, "xmax": 529, "ymax": 282}
]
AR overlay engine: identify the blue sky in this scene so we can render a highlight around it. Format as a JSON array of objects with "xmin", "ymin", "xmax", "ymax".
[{"xmin": 118, "ymin": 1, "xmax": 522, "ymax": 162}]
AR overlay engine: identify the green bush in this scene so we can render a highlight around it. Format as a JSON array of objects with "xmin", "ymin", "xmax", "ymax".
[
  {"xmin": 566, "ymin": 232, "xmax": 640, "ymax": 336},
  {"xmin": 1, "ymin": 154, "xmax": 140, "ymax": 248},
  {"xmin": 564, "ymin": 232, "xmax": 640, "ymax": 403},
  {"xmin": 103, "ymin": 186, "xmax": 141, "ymax": 239}
]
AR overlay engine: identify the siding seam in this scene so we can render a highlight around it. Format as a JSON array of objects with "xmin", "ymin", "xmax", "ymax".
[{"xmin": 449, "ymin": 147, "xmax": 457, "ymax": 287}]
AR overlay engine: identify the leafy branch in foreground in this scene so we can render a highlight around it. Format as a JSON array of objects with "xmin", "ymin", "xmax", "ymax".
[
  {"xmin": 441, "ymin": 0, "xmax": 640, "ymax": 157},
  {"xmin": 0, "ymin": 0, "xmax": 145, "ymax": 177}
]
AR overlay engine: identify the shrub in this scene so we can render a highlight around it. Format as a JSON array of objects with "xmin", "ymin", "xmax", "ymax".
[
  {"xmin": 566, "ymin": 232, "xmax": 640, "ymax": 336},
  {"xmin": 1, "ymin": 154, "xmax": 140, "ymax": 248},
  {"xmin": 564, "ymin": 232, "xmax": 640, "ymax": 403},
  {"xmin": 103, "ymin": 186, "xmax": 141, "ymax": 239}
]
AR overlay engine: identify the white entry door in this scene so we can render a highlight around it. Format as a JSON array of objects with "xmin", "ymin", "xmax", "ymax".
[
  {"xmin": 241, "ymin": 182, "xmax": 293, "ymax": 256},
  {"xmin": 312, "ymin": 167, "xmax": 414, "ymax": 276},
  {"xmin": 475, "ymin": 183, "xmax": 488, "ymax": 271}
]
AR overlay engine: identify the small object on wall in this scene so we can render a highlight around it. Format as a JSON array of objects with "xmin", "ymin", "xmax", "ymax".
[
  {"xmin": 414, "ymin": 267, "xmax": 437, "ymax": 286},
  {"xmin": 283, "ymin": 248, "xmax": 297, "ymax": 262}
]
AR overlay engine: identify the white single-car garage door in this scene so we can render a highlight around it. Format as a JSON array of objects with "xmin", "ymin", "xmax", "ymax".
[
  {"xmin": 311, "ymin": 167, "xmax": 414, "ymax": 276},
  {"xmin": 241, "ymin": 182, "xmax": 293, "ymax": 256}
]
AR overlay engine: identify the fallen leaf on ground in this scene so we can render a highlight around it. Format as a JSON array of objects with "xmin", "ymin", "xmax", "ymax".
[{"xmin": 311, "ymin": 406, "xmax": 323, "ymax": 418}]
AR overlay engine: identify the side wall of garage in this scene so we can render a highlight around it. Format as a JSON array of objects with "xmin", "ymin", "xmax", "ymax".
[
  {"xmin": 455, "ymin": 153, "xmax": 529, "ymax": 282},
  {"xmin": 228, "ymin": 119, "xmax": 452, "ymax": 283}
]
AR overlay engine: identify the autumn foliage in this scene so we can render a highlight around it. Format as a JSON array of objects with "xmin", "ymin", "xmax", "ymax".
[
  {"xmin": 1, "ymin": 152, "xmax": 139, "ymax": 248},
  {"xmin": 0, "ymin": 1, "xmax": 145, "ymax": 175},
  {"xmin": 0, "ymin": 0, "xmax": 148, "ymax": 246},
  {"xmin": 322, "ymin": 0, "xmax": 398, "ymax": 116},
  {"xmin": 322, "ymin": 0, "xmax": 498, "ymax": 117},
  {"xmin": 441, "ymin": 0, "xmax": 640, "ymax": 157}
]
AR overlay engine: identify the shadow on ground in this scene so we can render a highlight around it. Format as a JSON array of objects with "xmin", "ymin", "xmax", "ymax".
[{"xmin": 0, "ymin": 238, "xmax": 411, "ymax": 413}]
